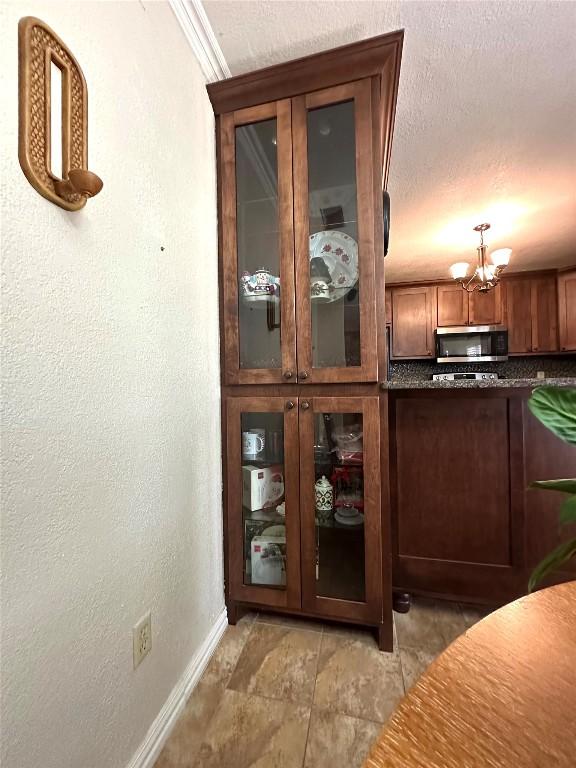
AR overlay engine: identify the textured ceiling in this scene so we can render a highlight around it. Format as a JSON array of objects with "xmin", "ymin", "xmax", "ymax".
[{"xmin": 203, "ymin": 0, "xmax": 576, "ymax": 282}]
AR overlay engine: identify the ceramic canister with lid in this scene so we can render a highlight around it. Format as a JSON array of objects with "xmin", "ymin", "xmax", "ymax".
[{"xmin": 315, "ymin": 475, "xmax": 333, "ymax": 511}]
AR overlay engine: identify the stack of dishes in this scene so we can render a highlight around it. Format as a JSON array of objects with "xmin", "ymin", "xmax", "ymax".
[{"xmin": 334, "ymin": 505, "xmax": 364, "ymax": 527}]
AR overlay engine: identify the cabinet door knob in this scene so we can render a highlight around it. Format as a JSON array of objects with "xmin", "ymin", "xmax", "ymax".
[
  {"xmin": 299, "ymin": 370, "xmax": 309, "ymax": 380},
  {"xmin": 285, "ymin": 400, "xmax": 295, "ymax": 410},
  {"xmin": 283, "ymin": 370, "xmax": 294, "ymax": 380},
  {"xmin": 301, "ymin": 400, "xmax": 310, "ymax": 410}
]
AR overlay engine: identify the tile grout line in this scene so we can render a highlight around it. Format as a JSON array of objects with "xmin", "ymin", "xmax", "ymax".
[
  {"xmin": 300, "ymin": 624, "xmax": 324, "ymax": 767},
  {"xmin": 255, "ymin": 616, "xmax": 324, "ymax": 635},
  {"xmin": 393, "ymin": 617, "xmax": 407, "ymax": 695},
  {"xmin": 223, "ymin": 613, "xmax": 258, "ymax": 692},
  {"xmin": 169, "ymin": 614, "xmax": 260, "ymax": 768}
]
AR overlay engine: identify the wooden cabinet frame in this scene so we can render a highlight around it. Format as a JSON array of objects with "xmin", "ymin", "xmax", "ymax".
[
  {"xmin": 391, "ymin": 286, "xmax": 436, "ymax": 359},
  {"xmin": 210, "ymin": 32, "xmax": 405, "ymax": 649},
  {"xmin": 293, "ymin": 80, "xmax": 378, "ymax": 383},
  {"xmin": 220, "ymin": 101, "xmax": 296, "ymax": 385},
  {"xmin": 389, "ymin": 389, "xmax": 527, "ymax": 604},
  {"xmin": 226, "ymin": 397, "xmax": 301, "ymax": 609},
  {"xmin": 558, "ymin": 269, "xmax": 576, "ymax": 352},
  {"xmin": 299, "ymin": 396, "xmax": 382, "ymax": 622},
  {"xmin": 226, "ymin": 395, "xmax": 383, "ymax": 623}
]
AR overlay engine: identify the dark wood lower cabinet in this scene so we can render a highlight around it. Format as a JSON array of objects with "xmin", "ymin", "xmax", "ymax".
[
  {"xmin": 394, "ymin": 396, "xmax": 513, "ymax": 565},
  {"xmin": 225, "ymin": 392, "xmax": 389, "ymax": 647},
  {"xmin": 224, "ymin": 385, "xmax": 574, "ymax": 646},
  {"xmin": 389, "ymin": 388, "xmax": 575, "ymax": 605},
  {"xmin": 524, "ymin": 401, "xmax": 576, "ymax": 583}
]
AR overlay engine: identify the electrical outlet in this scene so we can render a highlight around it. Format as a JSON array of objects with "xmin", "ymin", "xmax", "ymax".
[{"xmin": 133, "ymin": 611, "xmax": 152, "ymax": 669}]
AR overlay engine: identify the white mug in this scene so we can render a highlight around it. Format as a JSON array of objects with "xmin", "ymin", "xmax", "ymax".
[
  {"xmin": 243, "ymin": 431, "xmax": 265, "ymax": 459},
  {"xmin": 249, "ymin": 428, "xmax": 265, "ymax": 446}
]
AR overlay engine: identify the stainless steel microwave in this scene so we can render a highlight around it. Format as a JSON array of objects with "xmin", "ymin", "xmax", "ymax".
[{"xmin": 435, "ymin": 325, "xmax": 508, "ymax": 363}]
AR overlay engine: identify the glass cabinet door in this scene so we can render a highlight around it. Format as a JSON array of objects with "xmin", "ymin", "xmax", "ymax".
[
  {"xmin": 220, "ymin": 102, "xmax": 296, "ymax": 384},
  {"xmin": 299, "ymin": 397, "xmax": 381, "ymax": 621},
  {"xmin": 293, "ymin": 80, "xmax": 378, "ymax": 383},
  {"xmin": 226, "ymin": 397, "xmax": 301, "ymax": 609}
]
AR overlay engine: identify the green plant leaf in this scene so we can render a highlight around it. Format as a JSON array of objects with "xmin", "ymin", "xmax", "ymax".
[
  {"xmin": 559, "ymin": 495, "xmax": 576, "ymax": 525},
  {"xmin": 528, "ymin": 538, "xmax": 576, "ymax": 592},
  {"xmin": 528, "ymin": 387, "xmax": 576, "ymax": 445},
  {"xmin": 530, "ymin": 479, "xmax": 576, "ymax": 494}
]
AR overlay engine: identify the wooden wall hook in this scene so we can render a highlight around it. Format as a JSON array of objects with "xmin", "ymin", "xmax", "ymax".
[{"xmin": 18, "ymin": 16, "xmax": 103, "ymax": 211}]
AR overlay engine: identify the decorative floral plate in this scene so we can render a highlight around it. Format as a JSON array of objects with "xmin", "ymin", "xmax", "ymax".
[{"xmin": 309, "ymin": 231, "xmax": 359, "ymax": 303}]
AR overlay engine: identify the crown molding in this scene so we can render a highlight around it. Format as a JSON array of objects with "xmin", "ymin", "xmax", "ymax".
[{"xmin": 169, "ymin": 0, "xmax": 231, "ymax": 82}]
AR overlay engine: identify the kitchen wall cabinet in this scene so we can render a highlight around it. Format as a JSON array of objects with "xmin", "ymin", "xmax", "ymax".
[
  {"xmin": 437, "ymin": 284, "xmax": 468, "ymax": 327},
  {"xmin": 532, "ymin": 276, "xmax": 559, "ymax": 352},
  {"xmin": 389, "ymin": 387, "xmax": 576, "ymax": 605},
  {"xmin": 209, "ymin": 31, "xmax": 404, "ymax": 648},
  {"xmin": 392, "ymin": 271, "xmax": 571, "ymax": 358},
  {"xmin": 504, "ymin": 279, "xmax": 532, "ymax": 353},
  {"xmin": 391, "ymin": 286, "xmax": 435, "ymax": 358},
  {"xmin": 385, "ymin": 288, "xmax": 392, "ymax": 326},
  {"xmin": 558, "ymin": 269, "xmax": 576, "ymax": 351},
  {"xmin": 468, "ymin": 284, "xmax": 502, "ymax": 325},
  {"xmin": 504, "ymin": 274, "xmax": 558, "ymax": 354},
  {"xmin": 436, "ymin": 283, "xmax": 502, "ymax": 327}
]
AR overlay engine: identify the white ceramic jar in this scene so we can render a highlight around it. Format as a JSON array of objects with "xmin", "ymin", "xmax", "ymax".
[{"xmin": 315, "ymin": 475, "xmax": 333, "ymax": 511}]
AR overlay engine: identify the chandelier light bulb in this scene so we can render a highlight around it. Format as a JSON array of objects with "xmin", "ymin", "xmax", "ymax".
[
  {"xmin": 482, "ymin": 264, "xmax": 496, "ymax": 281},
  {"xmin": 450, "ymin": 262, "xmax": 469, "ymax": 280},
  {"xmin": 491, "ymin": 248, "xmax": 512, "ymax": 267},
  {"xmin": 449, "ymin": 223, "xmax": 509, "ymax": 293}
]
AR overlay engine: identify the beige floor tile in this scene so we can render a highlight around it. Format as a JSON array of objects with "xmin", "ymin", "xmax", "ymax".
[
  {"xmin": 211, "ymin": 616, "xmax": 258, "ymax": 679},
  {"xmin": 257, "ymin": 611, "xmax": 324, "ymax": 633},
  {"xmin": 192, "ymin": 689, "xmax": 309, "ymax": 768},
  {"xmin": 228, "ymin": 623, "xmax": 321, "ymax": 705},
  {"xmin": 323, "ymin": 623, "xmax": 378, "ymax": 646},
  {"xmin": 324, "ymin": 621, "xmax": 399, "ymax": 654},
  {"xmin": 304, "ymin": 709, "xmax": 382, "ymax": 768},
  {"xmin": 314, "ymin": 633, "xmax": 404, "ymax": 722},
  {"xmin": 399, "ymin": 646, "xmax": 437, "ymax": 691},
  {"xmin": 154, "ymin": 618, "xmax": 255, "ymax": 767},
  {"xmin": 395, "ymin": 598, "xmax": 467, "ymax": 652}
]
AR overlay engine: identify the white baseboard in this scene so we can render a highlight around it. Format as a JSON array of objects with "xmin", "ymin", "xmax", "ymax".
[{"xmin": 126, "ymin": 608, "xmax": 228, "ymax": 768}]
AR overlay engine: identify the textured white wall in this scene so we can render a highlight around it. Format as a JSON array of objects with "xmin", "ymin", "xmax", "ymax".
[{"xmin": 0, "ymin": 3, "xmax": 224, "ymax": 768}]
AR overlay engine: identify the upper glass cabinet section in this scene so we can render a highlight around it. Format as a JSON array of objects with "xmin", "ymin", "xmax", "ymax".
[
  {"xmin": 235, "ymin": 119, "xmax": 282, "ymax": 371},
  {"xmin": 219, "ymin": 81, "xmax": 377, "ymax": 385},
  {"xmin": 294, "ymin": 80, "xmax": 377, "ymax": 383},
  {"xmin": 221, "ymin": 100, "xmax": 296, "ymax": 385},
  {"xmin": 307, "ymin": 100, "xmax": 361, "ymax": 370}
]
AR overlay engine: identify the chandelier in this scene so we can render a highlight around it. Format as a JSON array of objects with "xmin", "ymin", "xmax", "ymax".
[{"xmin": 450, "ymin": 223, "xmax": 511, "ymax": 293}]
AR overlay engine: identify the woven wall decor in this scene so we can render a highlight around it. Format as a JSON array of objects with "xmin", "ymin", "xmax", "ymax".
[{"xmin": 18, "ymin": 16, "xmax": 102, "ymax": 211}]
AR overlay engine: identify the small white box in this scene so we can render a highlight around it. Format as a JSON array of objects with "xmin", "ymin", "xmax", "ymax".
[
  {"xmin": 251, "ymin": 535, "xmax": 286, "ymax": 586},
  {"xmin": 242, "ymin": 464, "xmax": 284, "ymax": 512}
]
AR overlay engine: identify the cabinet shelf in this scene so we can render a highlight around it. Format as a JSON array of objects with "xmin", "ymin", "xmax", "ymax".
[{"xmin": 316, "ymin": 517, "xmax": 364, "ymax": 531}]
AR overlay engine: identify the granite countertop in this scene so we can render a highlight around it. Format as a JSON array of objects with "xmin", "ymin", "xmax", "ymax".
[{"xmin": 381, "ymin": 377, "xmax": 576, "ymax": 390}]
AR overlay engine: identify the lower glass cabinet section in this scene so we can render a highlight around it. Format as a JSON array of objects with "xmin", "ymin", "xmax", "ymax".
[
  {"xmin": 241, "ymin": 411, "xmax": 286, "ymax": 589},
  {"xmin": 227, "ymin": 395, "xmax": 379, "ymax": 619},
  {"xmin": 313, "ymin": 411, "xmax": 366, "ymax": 602}
]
